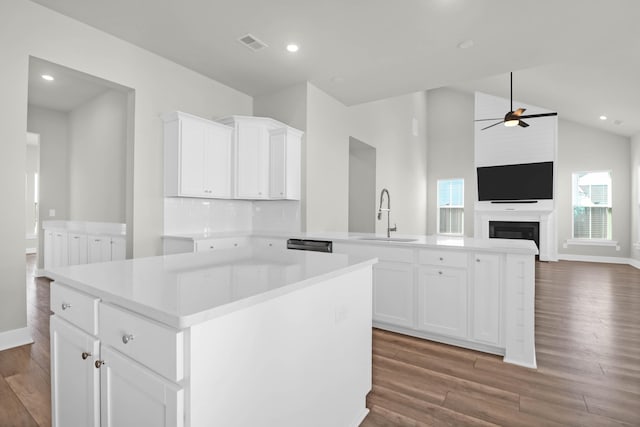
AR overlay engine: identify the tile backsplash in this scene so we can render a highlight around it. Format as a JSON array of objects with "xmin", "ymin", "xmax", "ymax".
[{"xmin": 164, "ymin": 198, "xmax": 300, "ymax": 235}]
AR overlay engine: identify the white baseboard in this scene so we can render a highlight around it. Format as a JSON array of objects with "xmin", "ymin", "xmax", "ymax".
[
  {"xmin": 0, "ymin": 327, "xmax": 34, "ymax": 352},
  {"xmin": 557, "ymin": 254, "xmax": 638, "ymax": 269}
]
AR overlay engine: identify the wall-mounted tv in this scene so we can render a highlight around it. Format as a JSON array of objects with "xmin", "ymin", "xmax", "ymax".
[{"xmin": 477, "ymin": 161, "xmax": 553, "ymax": 201}]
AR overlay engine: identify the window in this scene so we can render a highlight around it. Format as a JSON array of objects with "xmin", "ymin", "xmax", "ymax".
[
  {"xmin": 437, "ymin": 179, "xmax": 464, "ymax": 235},
  {"xmin": 572, "ymin": 171, "xmax": 612, "ymax": 239}
]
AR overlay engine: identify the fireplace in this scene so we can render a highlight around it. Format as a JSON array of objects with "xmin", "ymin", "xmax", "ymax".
[{"xmin": 489, "ymin": 221, "xmax": 540, "ymax": 250}]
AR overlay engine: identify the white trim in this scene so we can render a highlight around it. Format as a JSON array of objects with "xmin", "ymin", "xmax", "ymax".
[
  {"xmin": 557, "ymin": 254, "xmax": 633, "ymax": 265},
  {"xmin": 0, "ymin": 327, "xmax": 34, "ymax": 351},
  {"xmin": 565, "ymin": 238, "xmax": 618, "ymax": 247},
  {"xmin": 630, "ymin": 258, "xmax": 640, "ymax": 270}
]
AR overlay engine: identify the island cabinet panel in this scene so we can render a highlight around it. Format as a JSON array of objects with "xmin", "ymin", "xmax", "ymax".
[
  {"xmin": 471, "ymin": 253, "xmax": 502, "ymax": 346},
  {"xmin": 373, "ymin": 261, "xmax": 415, "ymax": 327},
  {"xmin": 50, "ymin": 316, "xmax": 100, "ymax": 427},
  {"xmin": 100, "ymin": 346, "xmax": 183, "ymax": 427},
  {"xmin": 416, "ymin": 266, "xmax": 468, "ymax": 338}
]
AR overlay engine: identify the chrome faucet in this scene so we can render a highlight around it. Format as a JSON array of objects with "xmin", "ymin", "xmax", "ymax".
[{"xmin": 377, "ymin": 188, "xmax": 397, "ymax": 238}]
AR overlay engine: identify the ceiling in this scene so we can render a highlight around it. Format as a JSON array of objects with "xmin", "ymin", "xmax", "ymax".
[
  {"xmin": 28, "ymin": 0, "xmax": 640, "ymax": 136},
  {"xmin": 28, "ymin": 57, "xmax": 127, "ymax": 112}
]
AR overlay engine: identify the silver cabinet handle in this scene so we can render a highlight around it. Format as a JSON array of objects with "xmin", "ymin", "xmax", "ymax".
[
  {"xmin": 73, "ymin": 236, "xmax": 80, "ymax": 240},
  {"xmin": 438, "ymin": 271, "xmax": 443, "ymax": 275},
  {"xmin": 476, "ymin": 258, "xmax": 481, "ymax": 262},
  {"xmin": 61, "ymin": 303, "xmax": 72, "ymax": 310},
  {"xmin": 82, "ymin": 352, "xmax": 91, "ymax": 360},
  {"xmin": 95, "ymin": 360, "xmax": 105, "ymax": 369},
  {"xmin": 439, "ymin": 257, "xmax": 444, "ymax": 261},
  {"xmin": 122, "ymin": 334, "xmax": 135, "ymax": 344}
]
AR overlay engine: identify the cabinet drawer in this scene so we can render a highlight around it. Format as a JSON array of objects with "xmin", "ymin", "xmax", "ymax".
[
  {"xmin": 333, "ymin": 242, "xmax": 414, "ymax": 263},
  {"xmin": 50, "ymin": 282, "xmax": 99, "ymax": 335},
  {"xmin": 419, "ymin": 249, "xmax": 468, "ymax": 268},
  {"xmin": 99, "ymin": 303, "xmax": 184, "ymax": 382},
  {"xmin": 195, "ymin": 237, "xmax": 249, "ymax": 252}
]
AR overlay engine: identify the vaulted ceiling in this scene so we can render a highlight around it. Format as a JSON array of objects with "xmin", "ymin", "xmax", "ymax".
[{"xmin": 29, "ymin": 0, "xmax": 640, "ymax": 136}]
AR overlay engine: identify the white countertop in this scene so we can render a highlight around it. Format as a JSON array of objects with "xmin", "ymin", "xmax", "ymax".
[
  {"xmin": 48, "ymin": 247, "xmax": 377, "ymax": 329},
  {"xmin": 164, "ymin": 231, "xmax": 538, "ymax": 255}
]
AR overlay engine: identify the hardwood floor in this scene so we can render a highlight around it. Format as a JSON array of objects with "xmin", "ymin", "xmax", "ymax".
[
  {"xmin": 0, "ymin": 257, "xmax": 638, "ymax": 426},
  {"xmin": 361, "ymin": 261, "xmax": 640, "ymax": 426}
]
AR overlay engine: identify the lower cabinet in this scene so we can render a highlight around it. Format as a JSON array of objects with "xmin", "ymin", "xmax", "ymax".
[
  {"xmin": 100, "ymin": 346, "xmax": 183, "ymax": 427},
  {"xmin": 372, "ymin": 261, "xmax": 414, "ymax": 328},
  {"xmin": 471, "ymin": 253, "xmax": 502, "ymax": 345},
  {"xmin": 50, "ymin": 284, "xmax": 183, "ymax": 427},
  {"xmin": 416, "ymin": 266, "xmax": 468, "ymax": 338},
  {"xmin": 50, "ymin": 316, "xmax": 100, "ymax": 427},
  {"xmin": 88, "ymin": 236, "xmax": 126, "ymax": 264}
]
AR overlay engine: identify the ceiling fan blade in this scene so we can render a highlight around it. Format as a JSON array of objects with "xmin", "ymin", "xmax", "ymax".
[
  {"xmin": 513, "ymin": 108, "xmax": 526, "ymax": 117},
  {"xmin": 519, "ymin": 120, "xmax": 530, "ymax": 128},
  {"xmin": 475, "ymin": 117, "xmax": 504, "ymax": 122},
  {"xmin": 518, "ymin": 112, "xmax": 558, "ymax": 119},
  {"xmin": 481, "ymin": 121, "xmax": 503, "ymax": 131}
]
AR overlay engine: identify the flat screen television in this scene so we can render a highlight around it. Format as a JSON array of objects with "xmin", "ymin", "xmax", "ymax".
[{"xmin": 477, "ymin": 161, "xmax": 553, "ymax": 201}]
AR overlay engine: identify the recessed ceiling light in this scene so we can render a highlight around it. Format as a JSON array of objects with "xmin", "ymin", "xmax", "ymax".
[
  {"xmin": 599, "ymin": 115, "xmax": 607, "ymax": 121},
  {"xmin": 41, "ymin": 74, "xmax": 54, "ymax": 81},
  {"xmin": 286, "ymin": 44, "xmax": 299, "ymax": 53},
  {"xmin": 457, "ymin": 39, "xmax": 475, "ymax": 49}
]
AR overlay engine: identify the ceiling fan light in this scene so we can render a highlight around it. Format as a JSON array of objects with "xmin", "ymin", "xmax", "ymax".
[{"xmin": 504, "ymin": 119, "xmax": 519, "ymax": 127}]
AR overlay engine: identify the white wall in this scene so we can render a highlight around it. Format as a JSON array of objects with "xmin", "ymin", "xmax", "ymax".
[
  {"xmin": 349, "ymin": 92, "xmax": 428, "ymax": 235},
  {"xmin": 557, "ymin": 119, "xmax": 631, "ymax": 258},
  {"xmin": 0, "ymin": 0, "xmax": 251, "ymax": 336},
  {"xmin": 27, "ymin": 106, "xmax": 70, "ymax": 268},
  {"xmin": 305, "ymin": 84, "xmax": 350, "ymax": 232},
  {"xmin": 426, "ymin": 88, "xmax": 475, "ymax": 235},
  {"xmin": 629, "ymin": 133, "xmax": 640, "ymax": 262},
  {"xmin": 68, "ymin": 90, "xmax": 128, "ymax": 223},
  {"xmin": 349, "ymin": 138, "xmax": 376, "ymax": 233}
]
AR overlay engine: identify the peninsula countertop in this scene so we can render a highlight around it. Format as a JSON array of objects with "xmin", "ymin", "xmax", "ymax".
[
  {"xmin": 47, "ymin": 247, "xmax": 377, "ymax": 329},
  {"xmin": 163, "ymin": 231, "xmax": 539, "ymax": 255}
]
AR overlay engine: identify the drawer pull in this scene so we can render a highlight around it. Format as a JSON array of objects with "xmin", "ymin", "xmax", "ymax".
[
  {"xmin": 438, "ymin": 271, "xmax": 443, "ymax": 275},
  {"xmin": 122, "ymin": 334, "xmax": 135, "ymax": 344},
  {"xmin": 95, "ymin": 360, "xmax": 105, "ymax": 369},
  {"xmin": 61, "ymin": 303, "xmax": 72, "ymax": 310},
  {"xmin": 439, "ymin": 257, "xmax": 444, "ymax": 261},
  {"xmin": 81, "ymin": 352, "xmax": 91, "ymax": 360},
  {"xmin": 476, "ymin": 258, "xmax": 481, "ymax": 262}
]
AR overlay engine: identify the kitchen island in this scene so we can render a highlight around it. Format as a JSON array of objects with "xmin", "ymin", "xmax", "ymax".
[{"xmin": 47, "ymin": 246, "xmax": 376, "ymax": 427}]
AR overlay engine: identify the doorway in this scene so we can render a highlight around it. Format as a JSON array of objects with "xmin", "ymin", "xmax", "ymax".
[
  {"xmin": 25, "ymin": 133, "xmax": 40, "ymax": 254},
  {"xmin": 348, "ymin": 137, "xmax": 376, "ymax": 233}
]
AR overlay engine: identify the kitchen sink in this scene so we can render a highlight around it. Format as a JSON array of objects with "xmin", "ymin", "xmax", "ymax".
[{"xmin": 357, "ymin": 237, "xmax": 418, "ymax": 243}]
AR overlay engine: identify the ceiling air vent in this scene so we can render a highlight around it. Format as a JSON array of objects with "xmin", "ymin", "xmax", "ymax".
[{"xmin": 237, "ymin": 34, "xmax": 268, "ymax": 51}]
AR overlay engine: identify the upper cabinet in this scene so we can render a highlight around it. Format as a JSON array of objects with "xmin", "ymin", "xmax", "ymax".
[
  {"xmin": 163, "ymin": 112, "xmax": 303, "ymax": 201},
  {"xmin": 217, "ymin": 115, "xmax": 303, "ymax": 201},
  {"xmin": 269, "ymin": 127, "xmax": 303, "ymax": 200},
  {"xmin": 162, "ymin": 111, "xmax": 233, "ymax": 199}
]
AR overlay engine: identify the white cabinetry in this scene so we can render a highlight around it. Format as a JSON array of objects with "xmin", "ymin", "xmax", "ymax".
[
  {"xmin": 68, "ymin": 233, "xmax": 88, "ymax": 265},
  {"xmin": 88, "ymin": 235, "xmax": 125, "ymax": 264},
  {"xmin": 50, "ymin": 283, "xmax": 184, "ymax": 427},
  {"xmin": 163, "ymin": 111, "xmax": 233, "ymax": 199},
  {"xmin": 416, "ymin": 266, "xmax": 468, "ymax": 338},
  {"xmin": 373, "ymin": 261, "xmax": 414, "ymax": 327},
  {"xmin": 269, "ymin": 127, "xmax": 302, "ymax": 200},
  {"xmin": 217, "ymin": 115, "xmax": 303, "ymax": 200},
  {"xmin": 45, "ymin": 230, "xmax": 69, "ymax": 270},
  {"xmin": 472, "ymin": 253, "xmax": 502, "ymax": 345}
]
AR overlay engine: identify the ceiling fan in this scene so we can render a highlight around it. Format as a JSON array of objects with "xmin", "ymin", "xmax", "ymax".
[{"xmin": 475, "ymin": 72, "xmax": 557, "ymax": 131}]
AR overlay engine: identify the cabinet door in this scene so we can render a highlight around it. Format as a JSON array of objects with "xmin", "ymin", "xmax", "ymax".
[
  {"xmin": 100, "ymin": 346, "xmax": 184, "ymax": 427},
  {"xmin": 372, "ymin": 261, "xmax": 414, "ymax": 328},
  {"xmin": 50, "ymin": 316, "xmax": 100, "ymax": 427},
  {"xmin": 236, "ymin": 123, "xmax": 269, "ymax": 198},
  {"xmin": 179, "ymin": 116, "xmax": 208, "ymax": 197},
  {"xmin": 269, "ymin": 130, "xmax": 286, "ymax": 199},
  {"xmin": 472, "ymin": 253, "xmax": 502, "ymax": 345},
  {"xmin": 417, "ymin": 266, "xmax": 468, "ymax": 338},
  {"xmin": 53, "ymin": 231, "xmax": 68, "ymax": 268},
  {"xmin": 68, "ymin": 233, "xmax": 88, "ymax": 266},
  {"xmin": 284, "ymin": 132, "xmax": 301, "ymax": 200},
  {"xmin": 110, "ymin": 236, "xmax": 126, "ymax": 261},
  {"xmin": 88, "ymin": 236, "xmax": 111, "ymax": 264},
  {"xmin": 204, "ymin": 124, "xmax": 232, "ymax": 198},
  {"xmin": 44, "ymin": 230, "xmax": 54, "ymax": 270}
]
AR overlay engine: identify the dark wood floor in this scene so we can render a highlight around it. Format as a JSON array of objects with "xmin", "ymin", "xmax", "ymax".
[
  {"xmin": 362, "ymin": 261, "xmax": 640, "ymax": 426},
  {"xmin": 0, "ymin": 257, "xmax": 638, "ymax": 426}
]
